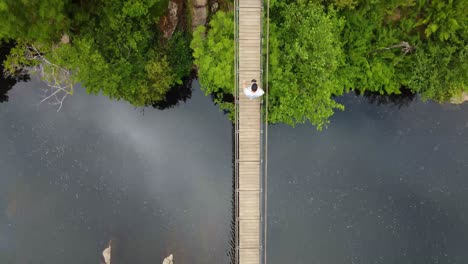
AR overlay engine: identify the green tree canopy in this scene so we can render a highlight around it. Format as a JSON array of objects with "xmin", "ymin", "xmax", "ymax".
[
  {"xmin": 410, "ymin": 42, "xmax": 467, "ymax": 101},
  {"xmin": 191, "ymin": 5, "xmax": 345, "ymax": 129},
  {"xmin": 48, "ymin": 0, "xmax": 182, "ymax": 106},
  {"xmin": 191, "ymin": 12, "xmax": 234, "ymax": 95},
  {"xmin": 1, "ymin": 0, "xmax": 192, "ymax": 107},
  {"xmin": 336, "ymin": 0, "xmax": 467, "ymax": 99},
  {"xmin": 267, "ymin": 2, "xmax": 345, "ymax": 129},
  {"xmin": 0, "ymin": 0, "xmax": 70, "ymax": 43}
]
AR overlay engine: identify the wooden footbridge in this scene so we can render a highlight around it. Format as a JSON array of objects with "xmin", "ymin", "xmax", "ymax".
[{"xmin": 234, "ymin": 0, "xmax": 268, "ymax": 263}]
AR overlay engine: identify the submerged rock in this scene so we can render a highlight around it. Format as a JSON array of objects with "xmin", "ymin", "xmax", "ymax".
[{"xmin": 162, "ymin": 254, "xmax": 174, "ymax": 264}]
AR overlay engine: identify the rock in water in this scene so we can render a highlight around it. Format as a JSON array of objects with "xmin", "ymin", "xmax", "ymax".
[
  {"xmin": 162, "ymin": 254, "xmax": 174, "ymax": 264},
  {"xmin": 102, "ymin": 241, "xmax": 111, "ymax": 264},
  {"xmin": 450, "ymin": 92, "xmax": 468, "ymax": 104}
]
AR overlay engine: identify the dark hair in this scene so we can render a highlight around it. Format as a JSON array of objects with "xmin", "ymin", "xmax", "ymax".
[
  {"xmin": 251, "ymin": 83, "xmax": 258, "ymax": 92},
  {"xmin": 251, "ymin": 79, "xmax": 257, "ymax": 83}
]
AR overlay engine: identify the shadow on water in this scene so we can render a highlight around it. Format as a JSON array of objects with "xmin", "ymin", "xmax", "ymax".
[
  {"xmin": 0, "ymin": 41, "xmax": 30, "ymax": 103},
  {"xmin": 207, "ymin": 91, "xmax": 234, "ymax": 116},
  {"xmin": 150, "ymin": 70, "xmax": 195, "ymax": 110},
  {"xmin": 356, "ymin": 87, "xmax": 416, "ymax": 108},
  {"xmin": 217, "ymin": 92, "xmax": 235, "ymax": 104}
]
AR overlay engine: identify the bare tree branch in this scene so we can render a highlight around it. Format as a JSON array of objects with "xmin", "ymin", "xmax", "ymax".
[
  {"xmin": 373, "ymin": 41, "xmax": 414, "ymax": 55},
  {"xmin": 15, "ymin": 43, "xmax": 75, "ymax": 111}
]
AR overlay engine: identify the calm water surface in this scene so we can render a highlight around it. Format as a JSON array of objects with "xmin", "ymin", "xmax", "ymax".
[
  {"xmin": 268, "ymin": 95, "xmax": 468, "ymax": 264},
  {"xmin": 1, "ymin": 80, "xmax": 468, "ymax": 264},
  {"xmin": 0, "ymin": 80, "xmax": 233, "ymax": 263}
]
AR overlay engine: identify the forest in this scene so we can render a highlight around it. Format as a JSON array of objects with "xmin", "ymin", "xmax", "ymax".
[
  {"xmin": 0, "ymin": 0, "xmax": 192, "ymax": 108},
  {"xmin": 1, "ymin": 0, "xmax": 467, "ymax": 129},
  {"xmin": 193, "ymin": 0, "xmax": 467, "ymax": 129}
]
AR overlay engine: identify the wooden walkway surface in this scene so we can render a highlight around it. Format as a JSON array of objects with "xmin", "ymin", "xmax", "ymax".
[{"xmin": 235, "ymin": 0, "xmax": 263, "ymax": 264}]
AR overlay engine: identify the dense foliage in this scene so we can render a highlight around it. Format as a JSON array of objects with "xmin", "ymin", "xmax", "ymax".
[
  {"xmin": 0, "ymin": 0, "xmax": 70, "ymax": 43},
  {"xmin": 191, "ymin": 11, "xmax": 235, "ymax": 112},
  {"xmin": 192, "ymin": 0, "xmax": 467, "ymax": 129},
  {"xmin": 267, "ymin": 2, "xmax": 345, "ymax": 129},
  {"xmin": 0, "ymin": 0, "xmax": 192, "ymax": 106},
  {"xmin": 336, "ymin": 0, "xmax": 467, "ymax": 102}
]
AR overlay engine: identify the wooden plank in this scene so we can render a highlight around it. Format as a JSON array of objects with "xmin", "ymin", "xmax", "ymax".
[
  {"xmin": 239, "ymin": 1, "xmax": 261, "ymax": 8},
  {"xmin": 239, "ymin": 248, "xmax": 260, "ymax": 263},
  {"xmin": 240, "ymin": 220, "xmax": 261, "ymax": 248},
  {"xmin": 239, "ymin": 58, "xmax": 260, "ymax": 64}
]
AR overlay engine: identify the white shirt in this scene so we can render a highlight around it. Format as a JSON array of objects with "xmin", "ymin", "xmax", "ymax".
[{"xmin": 243, "ymin": 85, "xmax": 265, "ymax": 99}]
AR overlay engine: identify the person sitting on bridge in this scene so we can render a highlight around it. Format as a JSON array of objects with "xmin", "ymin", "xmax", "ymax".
[{"xmin": 243, "ymin": 79, "xmax": 264, "ymax": 100}]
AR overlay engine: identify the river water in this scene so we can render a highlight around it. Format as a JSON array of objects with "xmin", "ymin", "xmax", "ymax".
[
  {"xmin": 0, "ymin": 80, "xmax": 233, "ymax": 263},
  {"xmin": 267, "ymin": 94, "xmax": 468, "ymax": 264},
  {"xmin": 1, "ymin": 80, "xmax": 468, "ymax": 263}
]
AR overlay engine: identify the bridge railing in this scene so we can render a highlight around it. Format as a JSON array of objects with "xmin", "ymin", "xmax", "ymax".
[{"xmin": 233, "ymin": 1, "xmax": 240, "ymax": 264}]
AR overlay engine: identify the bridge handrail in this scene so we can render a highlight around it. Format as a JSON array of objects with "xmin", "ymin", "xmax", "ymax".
[{"xmin": 234, "ymin": 1, "xmax": 240, "ymax": 263}]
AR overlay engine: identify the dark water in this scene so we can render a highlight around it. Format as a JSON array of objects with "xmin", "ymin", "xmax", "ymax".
[
  {"xmin": 268, "ymin": 95, "xmax": 468, "ymax": 264},
  {"xmin": 1, "ymin": 79, "xmax": 468, "ymax": 264},
  {"xmin": 0, "ymin": 80, "xmax": 233, "ymax": 263}
]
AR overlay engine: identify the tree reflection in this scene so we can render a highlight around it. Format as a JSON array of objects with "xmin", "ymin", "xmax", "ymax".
[
  {"xmin": 357, "ymin": 87, "xmax": 416, "ymax": 108},
  {"xmin": 0, "ymin": 41, "xmax": 30, "ymax": 103}
]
